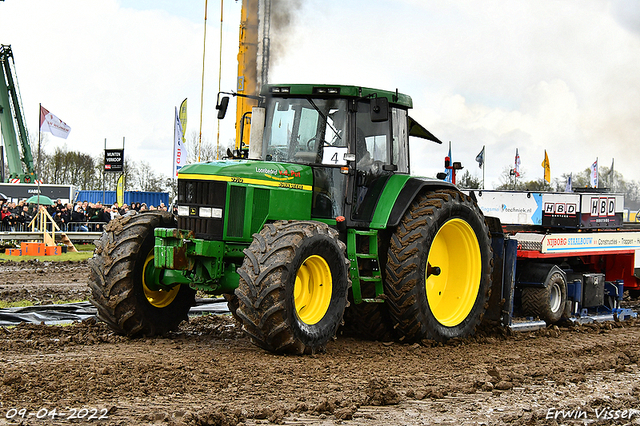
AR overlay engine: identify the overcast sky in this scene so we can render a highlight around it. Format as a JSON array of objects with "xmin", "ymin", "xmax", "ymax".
[{"xmin": 1, "ymin": 0, "xmax": 639, "ymax": 189}]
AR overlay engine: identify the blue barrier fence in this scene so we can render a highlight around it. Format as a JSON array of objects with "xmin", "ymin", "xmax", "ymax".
[{"xmin": 76, "ymin": 191, "xmax": 169, "ymax": 207}]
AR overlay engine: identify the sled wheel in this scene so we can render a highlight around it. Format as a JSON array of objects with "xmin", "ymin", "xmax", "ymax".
[
  {"xmin": 385, "ymin": 189, "xmax": 493, "ymax": 342},
  {"xmin": 235, "ymin": 221, "xmax": 350, "ymax": 354},
  {"xmin": 89, "ymin": 211, "xmax": 195, "ymax": 336},
  {"xmin": 521, "ymin": 271, "xmax": 567, "ymax": 324}
]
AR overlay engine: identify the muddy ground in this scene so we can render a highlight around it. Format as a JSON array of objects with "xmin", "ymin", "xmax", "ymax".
[{"xmin": 0, "ymin": 260, "xmax": 639, "ymax": 425}]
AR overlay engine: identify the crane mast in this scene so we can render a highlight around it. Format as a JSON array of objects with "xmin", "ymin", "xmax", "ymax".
[
  {"xmin": 0, "ymin": 44, "xmax": 37, "ymax": 183},
  {"xmin": 235, "ymin": 0, "xmax": 270, "ymax": 152}
]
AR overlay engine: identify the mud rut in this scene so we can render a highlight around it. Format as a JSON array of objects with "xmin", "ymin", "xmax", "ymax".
[{"xmin": 0, "ymin": 260, "xmax": 639, "ymax": 426}]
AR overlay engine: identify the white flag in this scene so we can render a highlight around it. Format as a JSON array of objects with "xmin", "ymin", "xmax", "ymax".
[
  {"xmin": 173, "ymin": 107, "xmax": 188, "ymax": 177},
  {"xmin": 565, "ymin": 173, "xmax": 572, "ymax": 192},
  {"xmin": 39, "ymin": 105, "xmax": 71, "ymax": 139}
]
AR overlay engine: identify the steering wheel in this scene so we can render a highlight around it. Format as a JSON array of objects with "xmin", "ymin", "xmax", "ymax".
[
  {"xmin": 307, "ymin": 137, "xmax": 335, "ymax": 150},
  {"xmin": 306, "ymin": 137, "xmax": 318, "ymax": 150},
  {"xmin": 370, "ymin": 160, "xmax": 384, "ymax": 174},
  {"xmin": 268, "ymin": 147, "xmax": 288, "ymax": 162}
]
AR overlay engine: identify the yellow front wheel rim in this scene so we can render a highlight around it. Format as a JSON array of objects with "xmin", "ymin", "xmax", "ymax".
[
  {"xmin": 142, "ymin": 252, "xmax": 180, "ymax": 308},
  {"xmin": 426, "ymin": 218, "xmax": 482, "ymax": 327},
  {"xmin": 294, "ymin": 255, "xmax": 333, "ymax": 325}
]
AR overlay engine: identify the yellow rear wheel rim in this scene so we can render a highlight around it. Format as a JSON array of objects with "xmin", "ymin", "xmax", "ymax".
[
  {"xmin": 294, "ymin": 255, "xmax": 333, "ymax": 325},
  {"xmin": 142, "ymin": 252, "xmax": 180, "ymax": 308},
  {"xmin": 426, "ymin": 218, "xmax": 482, "ymax": 327}
]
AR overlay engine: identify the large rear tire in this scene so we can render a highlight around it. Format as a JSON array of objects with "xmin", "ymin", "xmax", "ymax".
[
  {"xmin": 385, "ymin": 190, "xmax": 493, "ymax": 342},
  {"xmin": 235, "ymin": 221, "xmax": 350, "ymax": 354},
  {"xmin": 89, "ymin": 211, "xmax": 196, "ymax": 336}
]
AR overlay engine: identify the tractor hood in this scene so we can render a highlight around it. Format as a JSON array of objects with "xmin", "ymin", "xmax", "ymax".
[{"xmin": 178, "ymin": 160, "xmax": 314, "ymax": 191}]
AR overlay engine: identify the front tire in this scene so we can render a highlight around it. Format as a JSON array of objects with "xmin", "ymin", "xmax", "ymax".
[
  {"xmin": 89, "ymin": 211, "xmax": 196, "ymax": 336},
  {"xmin": 235, "ymin": 221, "xmax": 350, "ymax": 354},
  {"xmin": 385, "ymin": 190, "xmax": 493, "ymax": 342}
]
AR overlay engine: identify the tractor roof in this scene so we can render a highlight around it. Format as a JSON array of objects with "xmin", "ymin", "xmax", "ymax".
[{"xmin": 262, "ymin": 84, "xmax": 413, "ymax": 109}]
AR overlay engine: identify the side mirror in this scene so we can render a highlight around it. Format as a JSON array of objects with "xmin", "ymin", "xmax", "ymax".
[
  {"xmin": 216, "ymin": 96, "xmax": 230, "ymax": 119},
  {"xmin": 370, "ymin": 97, "xmax": 389, "ymax": 122}
]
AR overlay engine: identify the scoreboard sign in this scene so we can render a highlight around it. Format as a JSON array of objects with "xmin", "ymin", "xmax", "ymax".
[{"xmin": 104, "ymin": 149, "xmax": 124, "ymax": 172}]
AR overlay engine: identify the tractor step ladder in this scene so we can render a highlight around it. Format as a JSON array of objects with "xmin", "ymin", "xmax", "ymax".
[{"xmin": 347, "ymin": 229, "xmax": 384, "ymax": 304}]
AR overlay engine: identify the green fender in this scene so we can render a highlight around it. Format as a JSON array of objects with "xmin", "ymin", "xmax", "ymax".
[{"xmin": 369, "ymin": 175, "xmax": 458, "ymax": 229}]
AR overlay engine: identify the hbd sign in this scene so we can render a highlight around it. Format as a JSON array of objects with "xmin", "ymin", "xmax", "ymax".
[
  {"xmin": 543, "ymin": 202, "xmax": 577, "ymax": 216},
  {"xmin": 104, "ymin": 149, "xmax": 124, "ymax": 172},
  {"xmin": 590, "ymin": 197, "xmax": 616, "ymax": 217}
]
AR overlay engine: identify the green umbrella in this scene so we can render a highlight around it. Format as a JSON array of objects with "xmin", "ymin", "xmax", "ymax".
[{"xmin": 25, "ymin": 195, "xmax": 54, "ymax": 206}]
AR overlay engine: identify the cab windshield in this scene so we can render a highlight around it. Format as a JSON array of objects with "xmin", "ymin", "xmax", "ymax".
[{"xmin": 263, "ymin": 97, "xmax": 348, "ymax": 165}]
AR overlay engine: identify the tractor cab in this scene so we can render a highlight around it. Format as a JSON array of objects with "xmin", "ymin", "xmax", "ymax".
[{"xmin": 226, "ymin": 84, "xmax": 441, "ymax": 225}]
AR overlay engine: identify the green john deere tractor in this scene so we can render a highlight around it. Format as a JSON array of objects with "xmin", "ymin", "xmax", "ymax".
[{"xmin": 89, "ymin": 84, "xmax": 493, "ymax": 354}]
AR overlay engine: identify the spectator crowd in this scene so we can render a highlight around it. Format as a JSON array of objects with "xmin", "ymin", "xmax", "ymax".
[{"xmin": 0, "ymin": 198, "xmax": 168, "ymax": 232}]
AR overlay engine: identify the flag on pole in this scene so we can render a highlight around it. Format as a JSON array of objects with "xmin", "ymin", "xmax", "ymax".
[
  {"xmin": 565, "ymin": 173, "xmax": 572, "ymax": 192},
  {"xmin": 514, "ymin": 148, "xmax": 521, "ymax": 177},
  {"xmin": 610, "ymin": 158, "xmax": 615, "ymax": 191},
  {"xmin": 590, "ymin": 159, "xmax": 598, "ymax": 188},
  {"xmin": 610, "ymin": 158, "xmax": 614, "ymax": 176},
  {"xmin": 445, "ymin": 141, "xmax": 452, "ymax": 183},
  {"xmin": 179, "ymin": 98, "xmax": 187, "ymax": 144},
  {"xmin": 39, "ymin": 105, "xmax": 71, "ymax": 139},
  {"xmin": 541, "ymin": 150, "xmax": 550, "ymax": 183},
  {"xmin": 173, "ymin": 106, "xmax": 188, "ymax": 178},
  {"xmin": 475, "ymin": 146, "xmax": 485, "ymax": 168}
]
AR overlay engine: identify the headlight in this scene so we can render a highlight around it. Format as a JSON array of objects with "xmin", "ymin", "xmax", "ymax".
[{"xmin": 177, "ymin": 205, "xmax": 189, "ymax": 216}]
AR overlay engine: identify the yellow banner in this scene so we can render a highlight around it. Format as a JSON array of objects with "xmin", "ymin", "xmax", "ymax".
[
  {"xmin": 179, "ymin": 98, "xmax": 187, "ymax": 144},
  {"xmin": 117, "ymin": 174, "xmax": 125, "ymax": 206}
]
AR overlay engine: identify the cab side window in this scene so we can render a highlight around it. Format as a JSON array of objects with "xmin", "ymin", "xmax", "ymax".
[
  {"xmin": 392, "ymin": 108, "xmax": 409, "ymax": 173},
  {"xmin": 355, "ymin": 102, "xmax": 389, "ymax": 174}
]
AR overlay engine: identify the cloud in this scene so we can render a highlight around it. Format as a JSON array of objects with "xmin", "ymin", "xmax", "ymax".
[
  {"xmin": 3, "ymin": 0, "xmax": 640, "ymax": 191},
  {"xmin": 271, "ymin": 0, "xmax": 640, "ymax": 186}
]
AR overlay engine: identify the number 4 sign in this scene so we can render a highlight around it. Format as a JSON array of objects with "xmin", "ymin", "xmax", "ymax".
[{"xmin": 322, "ymin": 147, "xmax": 348, "ymax": 165}]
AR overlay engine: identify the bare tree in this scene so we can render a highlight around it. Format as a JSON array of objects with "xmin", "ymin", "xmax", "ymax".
[
  {"xmin": 185, "ymin": 131, "xmax": 217, "ymax": 163},
  {"xmin": 132, "ymin": 161, "xmax": 167, "ymax": 192},
  {"xmin": 28, "ymin": 132, "xmax": 48, "ymax": 178}
]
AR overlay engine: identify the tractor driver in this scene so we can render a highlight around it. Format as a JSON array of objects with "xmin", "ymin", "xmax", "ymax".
[{"xmin": 356, "ymin": 128, "xmax": 373, "ymax": 169}]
